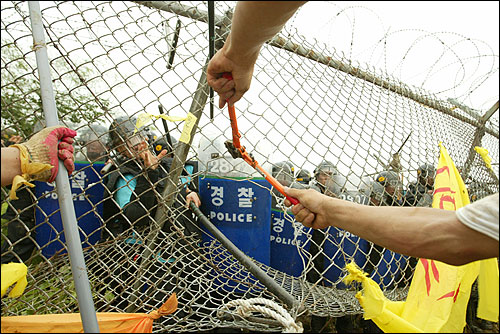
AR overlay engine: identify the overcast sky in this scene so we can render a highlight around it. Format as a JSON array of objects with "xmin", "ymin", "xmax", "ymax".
[{"xmin": 3, "ymin": 1, "xmax": 497, "ymax": 184}]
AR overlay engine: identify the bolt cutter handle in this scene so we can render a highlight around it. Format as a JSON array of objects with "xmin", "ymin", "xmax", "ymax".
[
  {"xmin": 222, "ymin": 73, "xmax": 242, "ymax": 148},
  {"xmin": 221, "ymin": 73, "xmax": 299, "ymax": 206}
]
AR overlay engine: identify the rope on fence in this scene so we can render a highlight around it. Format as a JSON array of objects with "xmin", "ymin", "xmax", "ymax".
[{"xmin": 218, "ymin": 297, "xmax": 304, "ymax": 333}]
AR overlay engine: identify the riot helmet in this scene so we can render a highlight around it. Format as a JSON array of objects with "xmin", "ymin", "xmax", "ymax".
[
  {"xmin": 77, "ymin": 124, "xmax": 108, "ymax": 162},
  {"xmin": 272, "ymin": 161, "xmax": 295, "ymax": 187},
  {"xmin": 108, "ymin": 115, "xmax": 149, "ymax": 158},
  {"xmin": 314, "ymin": 160, "xmax": 342, "ymax": 196},
  {"xmin": 375, "ymin": 170, "xmax": 399, "ymax": 187},
  {"xmin": 146, "ymin": 130, "xmax": 159, "ymax": 144},
  {"xmin": 360, "ymin": 179, "xmax": 385, "ymax": 205},
  {"xmin": 151, "ymin": 136, "xmax": 177, "ymax": 157},
  {"xmin": 375, "ymin": 170, "xmax": 402, "ymax": 200},
  {"xmin": 296, "ymin": 168, "xmax": 311, "ymax": 185},
  {"xmin": 314, "ymin": 160, "xmax": 338, "ymax": 178},
  {"xmin": 417, "ymin": 163, "xmax": 436, "ymax": 188},
  {"xmin": 369, "ymin": 181, "xmax": 385, "ymax": 206}
]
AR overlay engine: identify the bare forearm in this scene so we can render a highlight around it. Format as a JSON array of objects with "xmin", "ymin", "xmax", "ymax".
[
  {"xmin": 325, "ymin": 199, "xmax": 497, "ymax": 265},
  {"xmin": 226, "ymin": 1, "xmax": 306, "ymax": 62},
  {"xmin": 1, "ymin": 147, "xmax": 22, "ymax": 186},
  {"xmin": 330, "ymin": 201, "xmax": 448, "ymax": 255}
]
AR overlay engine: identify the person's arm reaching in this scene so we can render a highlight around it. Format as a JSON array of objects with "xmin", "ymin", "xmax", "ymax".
[
  {"xmin": 1, "ymin": 126, "xmax": 76, "ymax": 198},
  {"xmin": 284, "ymin": 187, "xmax": 499, "ymax": 266},
  {"xmin": 207, "ymin": 1, "xmax": 306, "ymax": 108},
  {"xmin": 1, "ymin": 147, "xmax": 22, "ymax": 187}
]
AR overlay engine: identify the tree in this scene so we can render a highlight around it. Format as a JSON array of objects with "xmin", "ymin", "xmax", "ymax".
[{"xmin": 1, "ymin": 38, "xmax": 111, "ymax": 137}]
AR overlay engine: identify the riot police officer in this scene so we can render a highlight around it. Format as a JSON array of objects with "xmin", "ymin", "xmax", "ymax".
[
  {"xmin": 360, "ymin": 179, "xmax": 387, "ymax": 205},
  {"xmin": 74, "ymin": 124, "xmax": 109, "ymax": 163},
  {"xmin": 311, "ymin": 160, "xmax": 343, "ymax": 197},
  {"xmin": 309, "ymin": 160, "xmax": 343, "ymax": 332},
  {"xmin": 360, "ymin": 180, "xmax": 386, "ymax": 283},
  {"xmin": 270, "ymin": 161, "xmax": 296, "ymax": 209},
  {"xmin": 295, "ymin": 168, "xmax": 311, "ymax": 186},
  {"xmin": 375, "ymin": 170, "xmax": 416, "ymax": 288},
  {"xmin": 405, "ymin": 163, "xmax": 436, "ymax": 207},
  {"xmin": 272, "ymin": 161, "xmax": 295, "ymax": 187},
  {"xmin": 375, "ymin": 170, "xmax": 406, "ymax": 206},
  {"xmin": 101, "ymin": 115, "xmax": 201, "ymax": 239}
]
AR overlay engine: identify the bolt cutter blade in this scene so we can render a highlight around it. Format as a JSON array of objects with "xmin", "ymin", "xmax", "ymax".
[{"xmin": 224, "ymin": 140, "xmax": 242, "ymax": 159}]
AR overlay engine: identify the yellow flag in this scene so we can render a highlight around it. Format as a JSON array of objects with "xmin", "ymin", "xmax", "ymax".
[
  {"xmin": 474, "ymin": 146, "xmax": 493, "ymax": 170},
  {"xmin": 1, "ymin": 263, "xmax": 28, "ymax": 298},
  {"xmin": 344, "ymin": 142, "xmax": 498, "ymax": 332}
]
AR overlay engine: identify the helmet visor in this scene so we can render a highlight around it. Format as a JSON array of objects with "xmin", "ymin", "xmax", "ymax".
[
  {"xmin": 321, "ymin": 173, "xmax": 342, "ymax": 196},
  {"xmin": 125, "ymin": 133, "xmax": 144, "ymax": 151},
  {"xmin": 274, "ymin": 169, "xmax": 294, "ymax": 186}
]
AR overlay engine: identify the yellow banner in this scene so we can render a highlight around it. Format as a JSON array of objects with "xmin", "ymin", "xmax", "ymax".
[
  {"xmin": 134, "ymin": 112, "xmax": 197, "ymax": 144},
  {"xmin": 134, "ymin": 113, "xmax": 188, "ymax": 133},
  {"xmin": 474, "ymin": 146, "xmax": 493, "ymax": 170},
  {"xmin": 344, "ymin": 142, "xmax": 498, "ymax": 332}
]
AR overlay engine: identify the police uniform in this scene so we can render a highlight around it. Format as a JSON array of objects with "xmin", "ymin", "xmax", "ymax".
[
  {"xmin": 405, "ymin": 181, "xmax": 433, "ymax": 207},
  {"xmin": 101, "ymin": 157, "xmax": 199, "ymax": 240},
  {"xmin": 1, "ymin": 186, "xmax": 37, "ymax": 264},
  {"xmin": 308, "ymin": 161, "xmax": 342, "ymax": 332},
  {"xmin": 405, "ymin": 163, "xmax": 436, "ymax": 207}
]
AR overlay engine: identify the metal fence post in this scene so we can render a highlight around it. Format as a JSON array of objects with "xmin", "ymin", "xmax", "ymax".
[
  {"xmin": 126, "ymin": 10, "xmax": 231, "ymax": 312},
  {"xmin": 462, "ymin": 101, "xmax": 500, "ymax": 183},
  {"xmin": 28, "ymin": 1, "xmax": 100, "ymax": 332},
  {"xmin": 126, "ymin": 58, "xmax": 212, "ymax": 313},
  {"xmin": 189, "ymin": 202, "xmax": 302, "ymax": 312}
]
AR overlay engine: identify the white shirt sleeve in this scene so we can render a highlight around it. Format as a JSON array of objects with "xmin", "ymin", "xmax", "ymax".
[{"xmin": 456, "ymin": 193, "xmax": 499, "ymax": 241}]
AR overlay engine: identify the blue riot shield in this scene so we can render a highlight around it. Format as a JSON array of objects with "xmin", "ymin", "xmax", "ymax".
[
  {"xmin": 199, "ymin": 176, "xmax": 271, "ymax": 293},
  {"xmin": 322, "ymin": 191, "xmax": 370, "ymax": 287},
  {"xmin": 323, "ymin": 227, "xmax": 368, "ymax": 288},
  {"xmin": 337, "ymin": 190, "xmax": 406, "ymax": 288},
  {"xmin": 35, "ymin": 162, "xmax": 104, "ymax": 258},
  {"xmin": 270, "ymin": 208, "xmax": 312, "ymax": 277},
  {"xmin": 370, "ymin": 249, "xmax": 408, "ymax": 287}
]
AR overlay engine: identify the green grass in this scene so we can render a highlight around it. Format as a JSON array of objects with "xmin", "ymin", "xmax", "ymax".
[{"xmin": 3, "ymin": 264, "xmax": 78, "ymax": 315}]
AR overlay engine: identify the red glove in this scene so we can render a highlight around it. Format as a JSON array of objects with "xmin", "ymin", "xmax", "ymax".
[{"xmin": 17, "ymin": 126, "xmax": 77, "ymax": 182}]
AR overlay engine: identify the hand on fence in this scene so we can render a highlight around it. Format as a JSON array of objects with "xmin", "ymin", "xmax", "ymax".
[
  {"xmin": 137, "ymin": 141, "xmax": 168, "ymax": 170},
  {"xmin": 185, "ymin": 191, "xmax": 201, "ymax": 208},
  {"xmin": 283, "ymin": 187, "xmax": 332, "ymax": 229},
  {"xmin": 14, "ymin": 126, "xmax": 77, "ymax": 183},
  {"xmin": 8, "ymin": 135, "xmax": 24, "ymax": 144},
  {"xmin": 206, "ymin": 43, "xmax": 258, "ymax": 108}
]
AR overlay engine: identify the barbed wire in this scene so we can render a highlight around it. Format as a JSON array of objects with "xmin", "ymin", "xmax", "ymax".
[{"xmin": 1, "ymin": 1, "xmax": 498, "ymax": 333}]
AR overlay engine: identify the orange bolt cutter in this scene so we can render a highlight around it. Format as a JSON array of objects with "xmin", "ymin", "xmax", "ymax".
[{"xmin": 221, "ymin": 73, "xmax": 299, "ymax": 206}]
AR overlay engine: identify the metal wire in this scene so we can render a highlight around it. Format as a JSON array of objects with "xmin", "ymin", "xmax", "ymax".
[{"xmin": 1, "ymin": 1, "xmax": 498, "ymax": 332}]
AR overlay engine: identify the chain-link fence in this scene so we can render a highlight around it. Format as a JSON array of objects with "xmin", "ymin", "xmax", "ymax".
[{"xmin": 2, "ymin": 1, "xmax": 498, "ymax": 332}]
